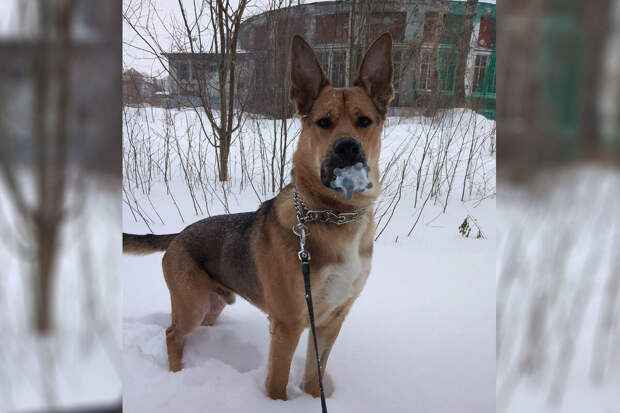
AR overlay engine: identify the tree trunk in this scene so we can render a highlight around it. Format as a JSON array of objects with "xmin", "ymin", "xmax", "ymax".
[
  {"xmin": 425, "ymin": 3, "xmax": 447, "ymax": 117},
  {"xmin": 580, "ymin": 0, "xmax": 612, "ymax": 157},
  {"xmin": 219, "ymin": 137, "xmax": 229, "ymax": 181},
  {"xmin": 34, "ymin": 223, "xmax": 57, "ymax": 334},
  {"xmin": 454, "ymin": 0, "xmax": 477, "ymax": 106},
  {"xmin": 347, "ymin": 0, "xmax": 357, "ymax": 86}
]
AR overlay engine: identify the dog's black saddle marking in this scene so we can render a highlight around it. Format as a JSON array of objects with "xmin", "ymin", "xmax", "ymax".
[{"xmin": 178, "ymin": 198, "xmax": 276, "ymax": 304}]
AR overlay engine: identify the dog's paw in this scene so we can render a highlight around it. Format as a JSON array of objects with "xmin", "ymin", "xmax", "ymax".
[
  {"xmin": 265, "ymin": 378, "xmax": 288, "ymax": 400},
  {"xmin": 303, "ymin": 373, "xmax": 334, "ymax": 398},
  {"xmin": 303, "ymin": 382, "xmax": 321, "ymax": 398},
  {"xmin": 169, "ymin": 362, "xmax": 183, "ymax": 373},
  {"xmin": 266, "ymin": 389, "xmax": 288, "ymax": 401}
]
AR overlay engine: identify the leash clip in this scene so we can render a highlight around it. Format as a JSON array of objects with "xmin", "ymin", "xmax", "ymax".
[{"xmin": 292, "ymin": 222, "xmax": 311, "ymax": 261}]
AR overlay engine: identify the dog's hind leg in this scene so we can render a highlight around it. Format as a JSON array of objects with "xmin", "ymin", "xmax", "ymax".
[
  {"xmin": 165, "ymin": 301, "xmax": 204, "ymax": 372},
  {"xmin": 162, "ymin": 241, "xmax": 227, "ymax": 372},
  {"xmin": 201, "ymin": 289, "xmax": 235, "ymax": 326}
]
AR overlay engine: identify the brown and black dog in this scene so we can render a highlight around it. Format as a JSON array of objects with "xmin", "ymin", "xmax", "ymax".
[{"xmin": 123, "ymin": 33, "xmax": 393, "ymax": 400}]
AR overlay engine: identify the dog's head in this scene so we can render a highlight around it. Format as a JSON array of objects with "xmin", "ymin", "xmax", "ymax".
[{"xmin": 290, "ymin": 33, "xmax": 393, "ymax": 208}]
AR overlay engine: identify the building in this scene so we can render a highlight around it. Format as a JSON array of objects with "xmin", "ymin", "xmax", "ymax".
[
  {"xmin": 122, "ymin": 68, "xmax": 165, "ymax": 106},
  {"xmin": 165, "ymin": 0, "xmax": 496, "ymax": 118},
  {"xmin": 164, "ymin": 52, "xmax": 253, "ymax": 107}
]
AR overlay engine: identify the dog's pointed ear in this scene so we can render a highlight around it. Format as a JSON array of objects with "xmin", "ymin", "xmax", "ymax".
[
  {"xmin": 354, "ymin": 33, "xmax": 394, "ymax": 118},
  {"xmin": 290, "ymin": 35, "xmax": 330, "ymax": 116}
]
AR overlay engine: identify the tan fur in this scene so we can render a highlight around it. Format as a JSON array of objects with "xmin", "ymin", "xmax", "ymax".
[
  {"xmin": 124, "ymin": 33, "xmax": 393, "ymax": 400},
  {"xmin": 162, "ymin": 241, "xmax": 235, "ymax": 372}
]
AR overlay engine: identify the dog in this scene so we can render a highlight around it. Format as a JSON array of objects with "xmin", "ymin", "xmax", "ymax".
[{"xmin": 123, "ymin": 33, "xmax": 393, "ymax": 400}]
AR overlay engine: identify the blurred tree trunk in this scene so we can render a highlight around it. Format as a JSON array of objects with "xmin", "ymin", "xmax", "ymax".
[
  {"xmin": 425, "ymin": 1, "xmax": 447, "ymax": 117},
  {"xmin": 454, "ymin": 0, "xmax": 477, "ymax": 106},
  {"xmin": 277, "ymin": 1, "xmax": 293, "ymax": 191},
  {"xmin": 347, "ymin": 0, "xmax": 357, "ymax": 86},
  {"xmin": 0, "ymin": 0, "xmax": 74, "ymax": 335},
  {"xmin": 34, "ymin": 0, "xmax": 74, "ymax": 334},
  {"xmin": 580, "ymin": 0, "xmax": 613, "ymax": 157}
]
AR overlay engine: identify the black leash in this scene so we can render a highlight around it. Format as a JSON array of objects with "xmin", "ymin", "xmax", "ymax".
[
  {"xmin": 300, "ymin": 251, "xmax": 328, "ymax": 413},
  {"xmin": 292, "ymin": 189, "xmax": 367, "ymax": 413}
]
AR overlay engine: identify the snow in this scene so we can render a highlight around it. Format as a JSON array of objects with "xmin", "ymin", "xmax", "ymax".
[
  {"xmin": 0, "ymin": 174, "xmax": 121, "ymax": 411},
  {"xmin": 330, "ymin": 162, "xmax": 372, "ymax": 200},
  {"xmin": 122, "ymin": 107, "xmax": 496, "ymax": 412},
  {"xmin": 497, "ymin": 167, "xmax": 620, "ymax": 413}
]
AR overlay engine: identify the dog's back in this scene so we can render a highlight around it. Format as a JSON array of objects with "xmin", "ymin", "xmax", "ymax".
[
  {"xmin": 123, "ymin": 197, "xmax": 278, "ymax": 306},
  {"xmin": 175, "ymin": 207, "xmax": 265, "ymax": 305}
]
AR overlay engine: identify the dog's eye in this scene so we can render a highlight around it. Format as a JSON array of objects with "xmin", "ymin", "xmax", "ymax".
[
  {"xmin": 316, "ymin": 117, "xmax": 332, "ymax": 129},
  {"xmin": 357, "ymin": 116, "xmax": 372, "ymax": 128}
]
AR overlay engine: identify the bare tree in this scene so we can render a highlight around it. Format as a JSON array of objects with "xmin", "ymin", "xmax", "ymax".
[
  {"xmin": 124, "ymin": 0, "xmax": 249, "ymax": 182},
  {"xmin": 454, "ymin": 0, "xmax": 477, "ymax": 106},
  {"xmin": 425, "ymin": 0, "xmax": 448, "ymax": 117},
  {"xmin": 181, "ymin": 0, "xmax": 249, "ymax": 181},
  {"xmin": 264, "ymin": 0, "xmax": 294, "ymax": 191}
]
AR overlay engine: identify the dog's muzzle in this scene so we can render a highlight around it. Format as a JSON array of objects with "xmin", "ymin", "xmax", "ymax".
[{"xmin": 320, "ymin": 137, "xmax": 369, "ymax": 189}]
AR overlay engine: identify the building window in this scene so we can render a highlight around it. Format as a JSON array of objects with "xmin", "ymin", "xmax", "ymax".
[
  {"xmin": 192, "ymin": 62, "xmax": 207, "ymax": 83},
  {"xmin": 423, "ymin": 12, "xmax": 464, "ymax": 45},
  {"xmin": 209, "ymin": 63, "xmax": 217, "ymax": 73},
  {"xmin": 440, "ymin": 66, "xmax": 455, "ymax": 91},
  {"xmin": 331, "ymin": 50, "xmax": 346, "ymax": 87},
  {"xmin": 178, "ymin": 62, "xmax": 189, "ymax": 81},
  {"xmin": 488, "ymin": 65, "xmax": 496, "ymax": 94},
  {"xmin": 316, "ymin": 50, "xmax": 329, "ymax": 76},
  {"xmin": 418, "ymin": 49, "xmax": 433, "ymax": 90},
  {"xmin": 439, "ymin": 49, "xmax": 457, "ymax": 92},
  {"xmin": 313, "ymin": 14, "xmax": 349, "ymax": 45},
  {"xmin": 477, "ymin": 16, "xmax": 495, "ymax": 49},
  {"xmin": 473, "ymin": 54, "xmax": 489, "ymax": 92},
  {"xmin": 189, "ymin": 62, "xmax": 196, "ymax": 81},
  {"xmin": 315, "ymin": 49, "xmax": 346, "ymax": 88},
  {"xmin": 423, "ymin": 12, "xmax": 440, "ymax": 43},
  {"xmin": 442, "ymin": 14, "xmax": 464, "ymax": 45},
  {"xmin": 369, "ymin": 12, "xmax": 406, "ymax": 43}
]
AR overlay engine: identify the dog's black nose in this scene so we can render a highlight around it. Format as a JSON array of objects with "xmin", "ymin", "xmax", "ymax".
[{"xmin": 333, "ymin": 137, "xmax": 363, "ymax": 165}]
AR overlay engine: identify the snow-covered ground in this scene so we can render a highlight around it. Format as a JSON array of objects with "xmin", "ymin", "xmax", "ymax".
[
  {"xmin": 122, "ymin": 107, "xmax": 496, "ymax": 412},
  {"xmin": 497, "ymin": 167, "xmax": 620, "ymax": 413}
]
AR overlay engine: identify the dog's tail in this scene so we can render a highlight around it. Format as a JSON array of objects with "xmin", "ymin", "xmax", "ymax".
[{"xmin": 122, "ymin": 233, "xmax": 179, "ymax": 255}]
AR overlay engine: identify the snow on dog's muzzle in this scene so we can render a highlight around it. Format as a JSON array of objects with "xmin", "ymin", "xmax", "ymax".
[
  {"xmin": 330, "ymin": 162, "xmax": 373, "ymax": 200},
  {"xmin": 320, "ymin": 137, "xmax": 372, "ymax": 199}
]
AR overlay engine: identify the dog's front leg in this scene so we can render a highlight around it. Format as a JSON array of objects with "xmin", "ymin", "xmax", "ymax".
[
  {"xmin": 302, "ymin": 302, "xmax": 352, "ymax": 397},
  {"xmin": 265, "ymin": 319, "xmax": 303, "ymax": 400}
]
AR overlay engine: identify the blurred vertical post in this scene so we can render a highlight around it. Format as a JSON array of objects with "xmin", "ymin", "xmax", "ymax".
[
  {"xmin": 580, "ymin": 0, "xmax": 613, "ymax": 156},
  {"xmin": 454, "ymin": 0, "xmax": 477, "ymax": 106},
  {"xmin": 497, "ymin": 0, "xmax": 620, "ymax": 412},
  {"xmin": 0, "ymin": 0, "xmax": 121, "ymax": 411}
]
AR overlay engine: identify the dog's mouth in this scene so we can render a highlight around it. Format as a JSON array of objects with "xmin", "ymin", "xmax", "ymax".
[{"xmin": 320, "ymin": 138, "xmax": 372, "ymax": 200}]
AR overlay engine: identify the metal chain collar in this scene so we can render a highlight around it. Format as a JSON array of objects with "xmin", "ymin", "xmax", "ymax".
[{"xmin": 292, "ymin": 188, "xmax": 366, "ymax": 261}]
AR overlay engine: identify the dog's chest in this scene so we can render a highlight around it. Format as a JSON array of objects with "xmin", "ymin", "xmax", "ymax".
[{"xmin": 316, "ymin": 222, "xmax": 371, "ymax": 321}]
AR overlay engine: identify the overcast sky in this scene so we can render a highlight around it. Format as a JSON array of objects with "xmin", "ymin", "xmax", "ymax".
[{"xmin": 0, "ymin": 0, "xmax": 495, "ymax": 75}]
